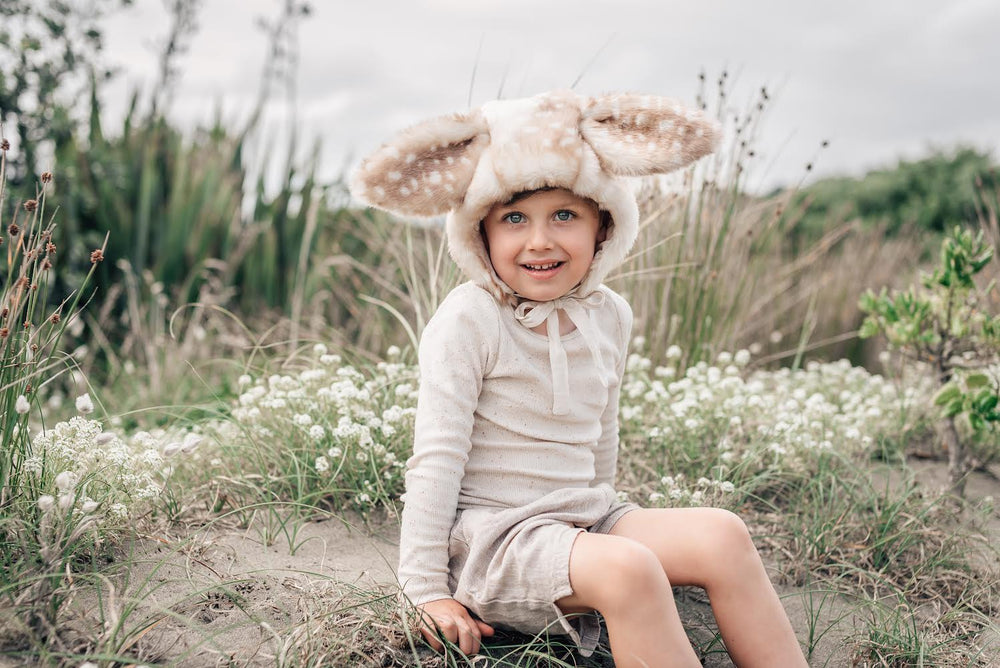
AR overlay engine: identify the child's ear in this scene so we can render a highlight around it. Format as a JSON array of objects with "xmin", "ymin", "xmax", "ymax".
[
  {"xmin": 351, "ymin": 110, "xmax": 489, "ymax": 217},
  {"xmin": 580, "ymin": 94, "xmax": 720, "ymax": 176}
]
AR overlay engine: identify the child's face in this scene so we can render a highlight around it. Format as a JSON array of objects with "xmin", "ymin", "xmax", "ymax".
[{"xmin": 482, "ymin": 188, "xmax": 606, "ymax": 302}]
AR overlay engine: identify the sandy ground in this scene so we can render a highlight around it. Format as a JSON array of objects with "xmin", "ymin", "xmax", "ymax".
[{"xmin": 69, "ymin": 462, "xmax": 1000, "ymax": 666}]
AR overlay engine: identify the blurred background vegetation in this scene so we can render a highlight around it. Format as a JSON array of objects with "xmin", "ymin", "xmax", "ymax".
[{"xmin": 2, "ymin": 0, "xmax": 998, "ymax": 409}]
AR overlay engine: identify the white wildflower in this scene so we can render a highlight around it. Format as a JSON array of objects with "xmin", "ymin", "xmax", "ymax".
[
  {"xmin": 315, "ymin": 456, "xmax": 330, "ymax": 474},
  {"xmin": 238, "ymin": 374, "xmax": 253, "ymax": 387},
  {"xmin": 309, "ymin": 425, "xmax": 326, "ymax": 440},
  {"xmin": 182, "ymin": 433, "xmax": 202, "ymax": 453},
  {"xmin": 327, "ymin": 446, "xmax": 343, "ymax": 458},
  {"xmin": 314, "ymin": 343, "xmax": 329, "ymax": 355},
  {"xmin": 107, "ymin": 503, "xmax": 128, "ymax": 521},
  {"xmin": 75, "ymin": 393, "xmax": 94, "ymax": 414},
  {"xmin": 666, "ymin": 345, "xmax": 683, "ymax": 360},
  {"xmin": 55, "ymin": 471, "xmax": 76, "ymax": 492}
]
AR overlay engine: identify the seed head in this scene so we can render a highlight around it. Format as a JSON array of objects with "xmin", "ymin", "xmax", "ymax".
[
  {"xmin": 23, "ymin": 321, "xmax": 31, "ymax": 330},
  {"xmin": 23, "ymin": 200, "xmax": 37, "ymax": 213},
  {"xmin": 41, "ymin": 259, "xmax": 52, "ymax": 271},
  {"xmin": 16, "ymin": 277, "xmax": 28, "ymax": 290},
  {"xmin": 0, "ymin": 327, "xmax": 8, "ymax": 338},
  {"xmin": 40, "ymin": 171, "xmax": 52, "ymax": 184},
  {"xmin": 8, "ymin": 223, "xmax": 19, "ymax": 237},
  {"xmin": 46, "ymin": 242, "xmax": 56, "ymax": 254},
  {"xmin": 76, "ymin": 393, "xmax": 95, "ymax": 414},
  {"xmin": 0, "ymin": 308, "xmax": 6, "ymax": 318},
  {"xmin": 90, "ymin": 249, "xmax": 104, "ymax": 264},
  {"xmin": 0, "ymin": 139, "xmax": 8, "ymax": 152},
  {"xmin": 50, "ymin": 313, "xmax": 60, "ymax": 324}
]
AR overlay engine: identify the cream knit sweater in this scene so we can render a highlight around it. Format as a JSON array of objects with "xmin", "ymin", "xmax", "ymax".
[{"xmin": 398, "ymin": 282, "xmax": 632, "ymax": 605}]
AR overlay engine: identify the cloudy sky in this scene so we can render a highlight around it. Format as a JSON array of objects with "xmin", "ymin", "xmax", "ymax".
[{"xmin": 101, "ymin": 0, "xmax": 1000, "ymax": 194}]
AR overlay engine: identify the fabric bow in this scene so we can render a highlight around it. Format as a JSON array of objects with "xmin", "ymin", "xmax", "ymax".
[{"xmin": 513, "ymin": 291, "xmax": 609, "ymax": 415}]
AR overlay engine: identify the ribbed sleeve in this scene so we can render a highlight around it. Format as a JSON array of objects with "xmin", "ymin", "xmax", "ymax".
[{"xmin": 397, "ymin": 285, "xmax": 498, "ymax": 604}]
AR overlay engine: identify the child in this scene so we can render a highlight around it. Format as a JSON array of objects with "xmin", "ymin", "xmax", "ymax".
[{"xmin": 351, "ymin": 90, "xmax": 807, "ymax": 667}]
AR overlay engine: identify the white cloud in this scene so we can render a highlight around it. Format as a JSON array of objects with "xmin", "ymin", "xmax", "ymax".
[{"xmin": 97, "ymin": 0, "xmax": 999, "ymax": 192}]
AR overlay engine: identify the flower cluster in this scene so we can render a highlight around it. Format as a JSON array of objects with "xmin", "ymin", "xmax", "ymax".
[
  {"xmin": 646, "ymin": 473, "xmax": 738, "ymax": 509},
  {"xmin": 618, "ymin": 345, "xmax": 934, "ymax": 493},
  {"xmin": 29, "ymin": 416, "xmax": 163, "ymax": 526},
  {"xmin": 223, "ymin": 344, "xmax": 417, "ymax": 512}
]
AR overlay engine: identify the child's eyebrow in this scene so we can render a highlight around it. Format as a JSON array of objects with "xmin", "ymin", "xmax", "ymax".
[{"xmin": 551, "ymin": 199, "xmax": 593, "ymax": 209}]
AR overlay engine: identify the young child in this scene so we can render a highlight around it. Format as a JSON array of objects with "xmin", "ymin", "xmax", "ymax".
[{"xmin": 351, "ymin": 90, "xmax": 807, "ymax": 667}]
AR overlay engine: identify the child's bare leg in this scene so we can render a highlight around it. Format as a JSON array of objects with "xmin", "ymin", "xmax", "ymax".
[
  {"xmin": 610, "ymin": 508, "xmax": 807, "ymax": 667},
  {"xmin": 556, "ymin": 532, "xmax": 700, "ymax": 668}
]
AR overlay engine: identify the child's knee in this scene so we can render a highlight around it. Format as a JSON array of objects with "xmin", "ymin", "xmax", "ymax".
[
  {"xmin": 702, "ymin": 508, "xmax": 757, "ymax": 572},
  {"xmin": 573, "ymin": 538, "xmax": 669, "ymax": 612}
]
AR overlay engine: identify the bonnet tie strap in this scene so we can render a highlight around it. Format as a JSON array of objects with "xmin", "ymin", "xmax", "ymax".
[{"xmin": 513, "ymin": 291, "xmax": 609, "ymax": 415}]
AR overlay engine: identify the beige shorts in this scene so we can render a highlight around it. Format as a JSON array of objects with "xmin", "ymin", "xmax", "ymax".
[{"xmin": 447, "ymin": 485, "xmax": 638, "ymax": 656}]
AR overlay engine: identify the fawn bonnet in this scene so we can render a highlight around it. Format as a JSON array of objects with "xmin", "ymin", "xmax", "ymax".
[{"xmin": 351, "ymin": 89, "xmax": 720, "ymax": 301}]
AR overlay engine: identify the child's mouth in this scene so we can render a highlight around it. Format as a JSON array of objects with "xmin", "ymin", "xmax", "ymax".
[{"xmin": 522, "ymin": 261, "xmax": 564, "ymax": 273}]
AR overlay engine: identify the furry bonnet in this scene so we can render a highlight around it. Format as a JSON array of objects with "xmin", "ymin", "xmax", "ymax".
[{"xmin": 350, "ymin": 90, "xmax": 720, "ymax": 301}]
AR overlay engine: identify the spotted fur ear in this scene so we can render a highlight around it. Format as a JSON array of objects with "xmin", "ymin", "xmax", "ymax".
[
  {"xmin": 580, "ymin": 94, "xmax": 720, "ymax": 176},
  {"xmin": 351, "ymin": 110, "xmax": 489, "ymax": 217}
]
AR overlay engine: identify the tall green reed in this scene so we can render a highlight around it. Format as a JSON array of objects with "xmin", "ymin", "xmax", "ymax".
[
  {"xmin": 0, "ymin": 142, "xmax": 104, "ymax": 511},
  {"xmin": 0, "ymin": 136, "xmax": 114, "ymax": 649}
]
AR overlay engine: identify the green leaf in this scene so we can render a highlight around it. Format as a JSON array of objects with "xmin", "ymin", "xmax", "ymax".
[
  {"xmin": 858, "ymin": 319, "xmax": 880, "ymax": 340},
  {"xmin": 965, "ymin": 373, "xmax": 991, "ymax": 389},
  {"xmin": 944, "ymin": 399, "xmax": 965, "ymax": 418},
  {"xmin": 933, "ymin": 384, "xmax": 961, "ymax": 406},
  {"xmin": 974, "ymin": 390, "xmax": 998, "ymax": 414}
]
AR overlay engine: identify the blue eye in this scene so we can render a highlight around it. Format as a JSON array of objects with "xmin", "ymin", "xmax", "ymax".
[
  {"xmin": 555, "ymin": 210, "xmax": 575, "ymax": 221},
  {"xmin": 504, "ymin": 212, "xmax": 525, "ymax": 224}
]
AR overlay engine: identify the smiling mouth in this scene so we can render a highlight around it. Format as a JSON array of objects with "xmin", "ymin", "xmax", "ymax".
[{"xmin": 522, "ymin": 261, "xmax": 564, "ymax": 272}]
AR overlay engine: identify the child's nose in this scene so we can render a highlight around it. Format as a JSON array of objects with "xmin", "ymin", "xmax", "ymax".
[{"xmin": 527, "ymin": 223, "xmax": 553, "ymax": 249}]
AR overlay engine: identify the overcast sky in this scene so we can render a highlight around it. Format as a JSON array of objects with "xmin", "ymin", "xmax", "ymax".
[{"xmin": 100, "ymin": 0, "xmax": 1000, "ymax": 194}]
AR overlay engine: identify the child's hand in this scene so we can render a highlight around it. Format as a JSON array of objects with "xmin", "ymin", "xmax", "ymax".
[{"xmin": 417, "ymin": 597, "xmax": 495, "ymax": 655}]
